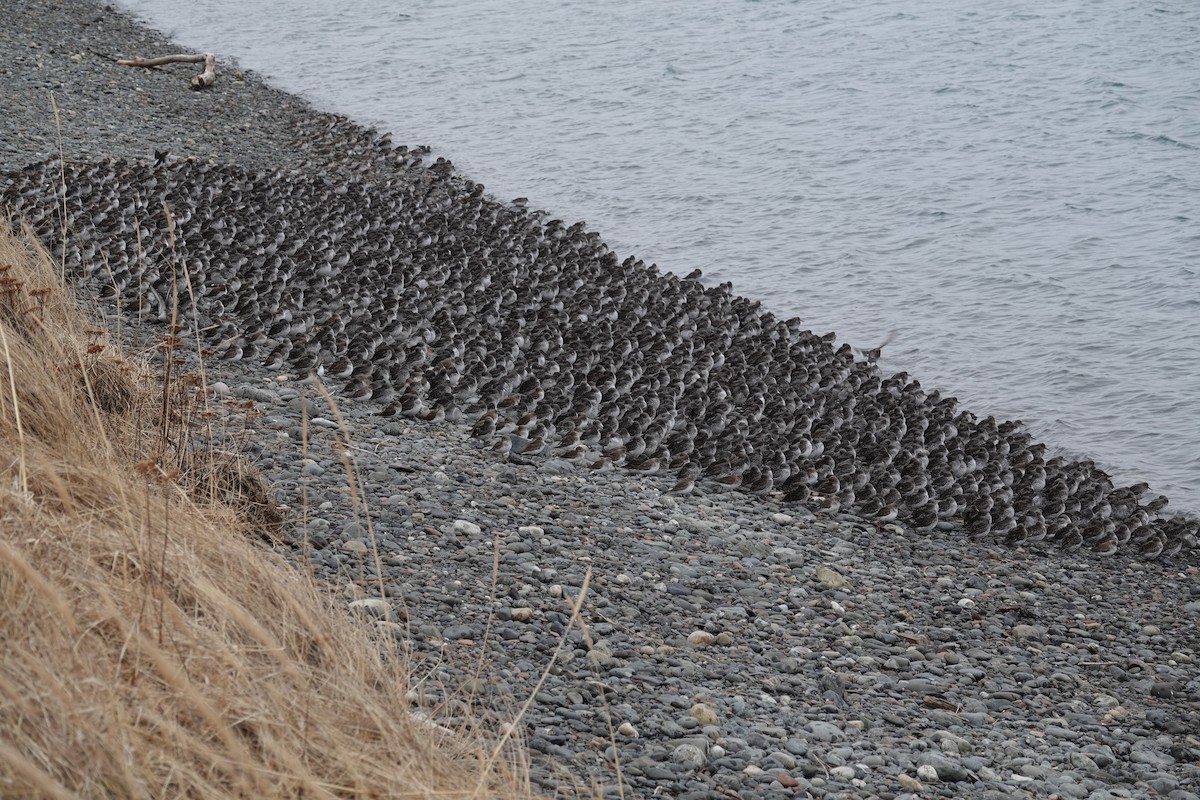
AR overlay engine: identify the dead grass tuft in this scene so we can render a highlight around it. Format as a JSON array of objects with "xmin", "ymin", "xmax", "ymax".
[{"xmin": 0, "ymin": 220, "xmax": 537, "ymax": 799}]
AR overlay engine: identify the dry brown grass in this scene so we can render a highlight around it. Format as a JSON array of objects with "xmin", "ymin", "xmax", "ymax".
[{"xmin": 0, "ymin": 221, "xmax": 538, "ymax": 799}]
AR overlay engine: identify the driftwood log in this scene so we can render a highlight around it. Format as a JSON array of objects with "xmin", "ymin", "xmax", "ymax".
[{"xmin": 116, "ymin": 53, "xmax": 218, "ymax": 89}]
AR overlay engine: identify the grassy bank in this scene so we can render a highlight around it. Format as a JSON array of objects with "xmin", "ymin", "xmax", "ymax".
[{"xmin": 0, "ymin": 222, "xmax": 536, "ymax": 799}]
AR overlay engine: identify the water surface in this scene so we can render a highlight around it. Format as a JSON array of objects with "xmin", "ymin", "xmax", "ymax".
[{"xmin": 116, "ymin": 0, "xmax": 1200, "ymax": 509}]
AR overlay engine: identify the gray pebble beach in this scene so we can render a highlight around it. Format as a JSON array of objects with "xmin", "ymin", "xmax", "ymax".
[{"xmin": 4, "ymin": 1, "xmax": 1199, "ymax": 798}]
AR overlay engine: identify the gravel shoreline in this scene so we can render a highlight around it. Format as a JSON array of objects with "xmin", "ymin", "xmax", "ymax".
[
  {"xmin": 197, "ymin": 359, "xmax": 1200, "ymax": 800},
  {"xmin": 4, "ymin": 2, "xmax": 1199, "ymax": 798}
]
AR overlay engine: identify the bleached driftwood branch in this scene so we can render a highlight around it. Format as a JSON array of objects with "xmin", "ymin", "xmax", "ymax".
[{"xmin": 116, "ymin": 53, "xmax": 218, "ymax": 89}]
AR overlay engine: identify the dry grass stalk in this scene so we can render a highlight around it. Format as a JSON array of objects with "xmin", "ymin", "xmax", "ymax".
[{"xmin": 0, "ymin": 222, "xmax": 536, "ymax": 799}]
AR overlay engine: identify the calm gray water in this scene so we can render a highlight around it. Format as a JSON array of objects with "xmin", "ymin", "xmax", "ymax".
[{"xmin": 116, "ymin": 0, "xmax": 1200, "ymax": 511}]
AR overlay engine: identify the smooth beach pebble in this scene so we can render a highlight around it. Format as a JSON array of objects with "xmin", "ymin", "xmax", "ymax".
[
  {"xmin": 340, "ymin": 540, "xmax": 368, "ymax": 556},
  {"xmin": 1012, "ymin": 624, "xmax": 1043, "ymax": 640},
  {"xmin": 348, "ymin": 598, "xmax": 391, "ymax": 620},
  {"xmin": 671, "ymin": 744, "xmax": 706, "ymax": 769},
  {"xmin": 689, "ymin": 703, "xmax": 719, "ymax": 724},
  {"xmin": 814, "ymin": 565, "xmax": 849, "ymax": 590}
]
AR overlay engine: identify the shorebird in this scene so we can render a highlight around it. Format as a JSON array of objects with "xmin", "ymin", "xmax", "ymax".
[{"xmin": 3, "ymin": 152, "xmax": 1189, "ymax": 562}]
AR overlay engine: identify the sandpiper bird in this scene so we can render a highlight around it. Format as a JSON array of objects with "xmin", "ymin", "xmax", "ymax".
[
  {"xmin": 3, "ymin": 153, "xmax": 1192, "ymax": 562},
  {"xmin": 910, "ymin": 500, "xmax": 938, "ymax": 531},
  {"xmin": 668, "ymin": 463, "xmax": 701, "ymax": 495},
  {"xmin": 964, "ymin": 506, "xmax": 992, "ymax": 539},
  {"xmin": 1138, "ymin": 532, "xmax": 1165, "ymax": 560},
  {"xmin": 782, "ymin": 482, "xmax": 811, "ymax": 504},
  {"xmin": 628, "ymin": 453, "xmax": 662, "ymax": 474}
]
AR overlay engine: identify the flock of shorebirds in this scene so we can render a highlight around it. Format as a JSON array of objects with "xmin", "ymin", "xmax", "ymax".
[{"xmin": 3, "ymin": 118, "xmax": 1196, "ymax": 560}]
